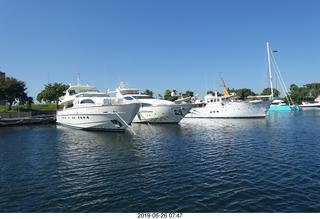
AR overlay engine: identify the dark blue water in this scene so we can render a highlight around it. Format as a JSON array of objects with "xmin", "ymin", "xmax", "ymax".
[{"xmin": 1, "ymin": 109, "xmax": 320, "ymax": 212}]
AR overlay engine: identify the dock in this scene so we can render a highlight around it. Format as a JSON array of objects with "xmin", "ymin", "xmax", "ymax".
[{"xmin": 0, "ymin": 115, "xmax": 56, "ymax": 127}]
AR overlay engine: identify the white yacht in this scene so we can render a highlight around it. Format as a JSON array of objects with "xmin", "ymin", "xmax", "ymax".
[
  {"xmin": 56, "ymin": 84, "xmax": 140, "ymax": 131},
  {"xmin": 299, "ymin": 96, "xmax": 320, "ymax": 108},
  {"xmin": 186, "ymin": 78, "xmax": 271, "ymax": 118},
  {"xmin": 108, "ymin": 82, "xmax": 194, "ymax": 123}
]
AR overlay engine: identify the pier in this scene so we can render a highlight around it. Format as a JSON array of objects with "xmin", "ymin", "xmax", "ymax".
[{"xmin": 0, "ymin": 111, "xmax": 56, "ymax": 127}]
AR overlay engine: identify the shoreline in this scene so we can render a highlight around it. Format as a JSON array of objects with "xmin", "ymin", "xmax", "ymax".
[{"xmin": 0, "ymin": 115, "xmax": 56, "ymax": 127}]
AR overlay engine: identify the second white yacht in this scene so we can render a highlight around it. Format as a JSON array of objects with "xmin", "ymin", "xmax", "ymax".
[{"xmin": 108, "ymin": 82, "xmax": 194, "ymax": 123}]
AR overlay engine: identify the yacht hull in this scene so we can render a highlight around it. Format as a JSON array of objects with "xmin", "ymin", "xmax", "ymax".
[
  {"xmin": 134, "ymin": 103, "xmax": 194, "ymax": 123},
  {"xmin": 186, "ymin": 101, "xmax": 270, "ymax": 118},
  {"xmin": 56, "ymin": 103, "xmax": 140, "ymax": 131}
]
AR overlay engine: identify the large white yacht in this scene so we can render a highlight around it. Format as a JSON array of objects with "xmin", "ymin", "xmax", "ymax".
[
  {"xmin": 56, "ymin": 84, "xmax": 140, "ymax": 131},
  {"xmin": 186, "ymin": 78, "xmax": 271, "ymax": 118},
  {"xmin": 108, "ymin": 82, "xmax": 194, "ymax": 123}
]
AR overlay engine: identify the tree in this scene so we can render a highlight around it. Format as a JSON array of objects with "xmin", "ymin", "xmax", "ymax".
[
  {"xmin": 144, "ymin": 89, "xmax": 153, "ymax": 97},
  {"xmin": 37, "ymin": 83, "xmax": 69, "ymax": 109},
  {"xmin": 183, "ymin": 90, "xmax": 194, "ymax": 97},
  {"xmin": 163, "ymin": 89, "xmax": 178, "ymax": 101},
  {"xmin": 304, "ymin": 82, "xmax": 320, "ymax": 99},
  {"xmin": 289, "ymin": 83, "xmax": 313, "ymax": 103},
  {"xmin": 236, "ymin": 88, "xmax": 256, "ymax": 100},
  {"xmin": 0, "ymin": 77, "xmax": 28, "ymax": 110},
  {"xmin": 27, "ymin": 96, "xmax": 34, "ymax": 110},
  {"xmin": 261, "ymin": 87, "xmax": 280, "ymax": 98}
]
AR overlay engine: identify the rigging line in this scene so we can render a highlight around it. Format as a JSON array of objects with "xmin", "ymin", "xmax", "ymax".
[
  {"xmin": 113, "ymin": 111, "xmax": 137, "ymax": 135},
  {"xmin": 137, "ymin": 112, "xmax": 157, "ymax": 134},
  {"xmin": 269, "ymin": 50, "xmax": 295, "ymax": 105}
]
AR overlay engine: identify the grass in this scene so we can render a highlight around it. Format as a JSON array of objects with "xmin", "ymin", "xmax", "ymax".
[{"xmin": 0, "ymin": 104, "xmax": 57, "ymax": 113}]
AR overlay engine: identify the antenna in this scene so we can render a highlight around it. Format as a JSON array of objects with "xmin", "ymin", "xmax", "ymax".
[{"xmin": 77, "ymin": 73, "xmax": 81, "ymax": 85}]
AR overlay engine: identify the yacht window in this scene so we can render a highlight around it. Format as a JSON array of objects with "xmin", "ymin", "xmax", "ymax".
[
  {"xmin": 66, "ymin": 103, "xmax": 74, "ymax": 108},
  {"xmin": 134, "ymin": 96, "xmax": 154, "ymax": 99},
  {"xmin": 80, "ymin": 99, "xmax": 95, "ymax": 104},
  {"xmin": 124, "ymin": 96, "xmax": 135, "ymax": 100}
]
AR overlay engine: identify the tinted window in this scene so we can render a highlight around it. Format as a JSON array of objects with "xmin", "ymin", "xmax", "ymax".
[{"xmin": 80, "ymin": 99, "xmax": 95, "ymax": 104}]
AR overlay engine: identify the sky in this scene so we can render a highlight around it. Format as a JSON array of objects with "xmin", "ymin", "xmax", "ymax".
[{"xmin": 0, "ymin": 0, "xmax": 319, "ymax": 100}]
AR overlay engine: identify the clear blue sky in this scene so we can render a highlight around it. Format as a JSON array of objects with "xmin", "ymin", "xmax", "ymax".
[{"xmin": 1, "ymin": 0, "xmax": 319, "ymax": 100}]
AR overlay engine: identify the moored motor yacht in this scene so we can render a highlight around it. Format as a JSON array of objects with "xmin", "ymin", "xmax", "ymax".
[
  {"xmin": 56, "ymin": 84, "xmax": 140, "ymax": 131},
  {"xmin": 108, "ymin": 82, "xmax": 194, "ymax": 123},
  {"xmin": 186, "ymin": 78, "xmax": 271, "ymax": 118}
]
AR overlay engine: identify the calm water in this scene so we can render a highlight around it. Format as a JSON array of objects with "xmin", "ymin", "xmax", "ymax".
[{"xmin": 1, "ymin": 109, "xmax": 320, "ymax": 212}]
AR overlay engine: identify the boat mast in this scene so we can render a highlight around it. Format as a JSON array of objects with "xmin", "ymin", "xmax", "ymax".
[
  {"xmin": 220, "ymin": 77, "xmax": 230, "ymax": 96},
  {"xmin": 267, "ymin": 42, "xmax": 274, "ymax": 100}
]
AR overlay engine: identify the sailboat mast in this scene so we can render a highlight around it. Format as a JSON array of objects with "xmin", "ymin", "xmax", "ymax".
[{"xmin": 267, "ymin": 42, "xmax": 274, "ymax": 99}]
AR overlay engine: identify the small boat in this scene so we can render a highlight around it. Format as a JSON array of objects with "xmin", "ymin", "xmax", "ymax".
[
  {"xmin": 269, "ymin": 99, "xmax": 299, "ymax": 111},
  {"xmin": 108, "ymin": 82, "xmax": 194, "ymax": 123},
  {"xmin": 299, "ymin": 96, "xmax": 320, "ymax": 108},
  {"xmin": 265, "ymin": 42, "xmax": 299, "ymax": 112},
  {"xmin": 186, "ymin": 78, "xmax": 271, "ymax": 118},
  {"xmin": 56, "ymin": 83, "xmax": 140, "ymax": 131}
]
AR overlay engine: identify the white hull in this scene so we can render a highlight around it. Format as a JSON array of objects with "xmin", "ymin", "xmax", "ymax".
[
  {"xmin": 109, "ymin": 82, "xmax": 194, "ymax": 124},
  {"xmin": 133, "ymin": 103, "xmax": 194, "ymax": 123},
  {"xmin": 299, "ymin": 103, "xmax": 320, "ymax": 108},
  {"xmin": 57, "ymin": 103, "xmax": 140, "ymax": 131},
  {"xmin": 186, "ymin": 101, "xmax": 270, "ymax": 118}
]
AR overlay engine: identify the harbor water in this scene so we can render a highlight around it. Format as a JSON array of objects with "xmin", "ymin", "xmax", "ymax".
[{"xmin": 1, "ymin": 109, "xmax": 320, "ymax": 212}]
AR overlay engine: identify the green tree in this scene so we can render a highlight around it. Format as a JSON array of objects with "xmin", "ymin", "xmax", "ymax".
[
  {"xmin": 163, "ymin": 89, "xmax": 172, "ymax": 100},
  {"xmin": 27, "ymin": 96, "xmax": 34, "ymax": 110},
  {"xmin": 290, "ymin": 83, "xmax": 313, "ymax": 103},
  {"xmin": 236, "ymin": 88, "xmax": 256, "ymax": 100},
  {"xmin": 37, "ymin": 83, "xmax": 69, "ymax": 109},
  {"xmin": 304, "ymin": 82, "xmax": 320, "ymax": 99},
  {"xmin": 144, "ymin": 89, "xmax": 153, "ymax": 97},
  {"xmin": 0, "ymin": 77, "xmax": 28, "ymax": 110},
  {"xmin": 261, "ymin": 87, "xmax": 280, "ymax": 98},
  {"xmin": 183, "ymin": 90, "xmax": 194, "ymax": 97}
]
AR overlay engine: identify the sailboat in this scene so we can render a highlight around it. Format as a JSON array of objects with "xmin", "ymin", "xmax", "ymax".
[{"xmin": 266, "ymin": 42, "xmax": 299, "ymax": 111}]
